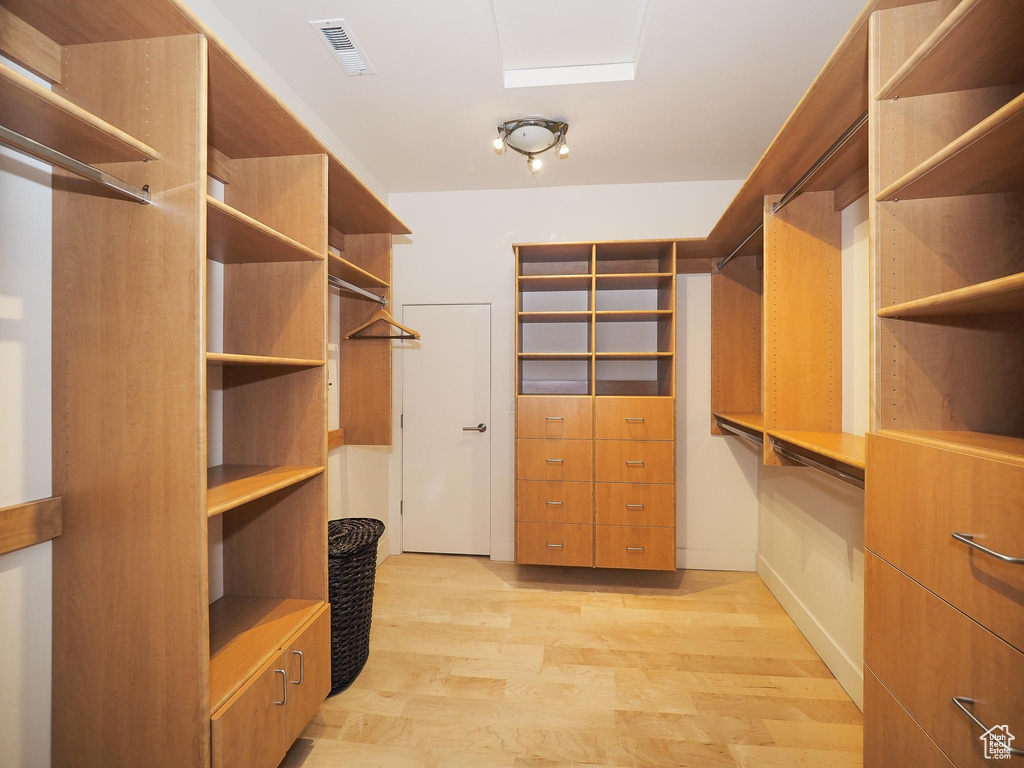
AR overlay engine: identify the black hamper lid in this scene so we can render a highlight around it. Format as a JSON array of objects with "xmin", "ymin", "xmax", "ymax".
[{"xmin": 327, "ymin": 518, "xmax": 386, "ymax": 558}]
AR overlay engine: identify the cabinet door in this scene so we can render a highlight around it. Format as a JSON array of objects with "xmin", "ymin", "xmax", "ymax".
[
  {"xmin": 211, "ymin": 652, "xmax": 290, "ymax": 768},
  {"xmin": 516, "ymin": 522, "xmax": 593, "ymax": 566},
  {"xmin": 516, "ymin": 439, "xmax": 594, "ymax": 482},
  {"xmin": 517, "ymin": 480, "xmax": 593, "ymax": 524},
  {"xmin": 284, "ymin": 606, "xmax": 332, "ymax": 744},
  {"xmin": 594, "ymin": 440, "xmax": 674, "ymax": 484},
  {"xmin": 517, "ymin": 396, "xmax": 593, "ymax": 439},
  {"xmin": 595, "ymin": 397, "xmax": 674, "ymax": 440}
]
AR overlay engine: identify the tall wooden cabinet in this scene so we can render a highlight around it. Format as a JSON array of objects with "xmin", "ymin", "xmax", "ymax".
[
  {"xmin": 0, "ymin": 1, "xmax": 408, "ymax": 766},
  {"xmin": 863, "ymin": 1, "xmax": 1024, "ymax": 765},
  {"xmin": 514, "ymin": 241, "xmax": 677, "ymax": 571}
]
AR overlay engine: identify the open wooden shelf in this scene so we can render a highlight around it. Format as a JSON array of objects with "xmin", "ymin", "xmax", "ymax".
[
  {"xmin": 518, "ymin": 275, "xmax": 592, "ymax": 291},
  {"xmin": 596, "ymin": 310, "xmax": 673, "ymax": 322},
  {"xmin": 0, "ymin": 61, "xmax": 160, "ymax": 164},
  {"xmin": 209, "ymin": 595, "xmax": 322, "ymax": 713},
  {"xmin": 878, "ymin": 271, "xmax": 1024, "ymax": 318},
  {"xmin": 328, "ymin": 252, "xmax": 389, "ymax": 288},
  {"xmin": 207, "ymin": 197, "xmax": 323, "ymax": 264},
  {"xmin": 878, "ymin": 429, "xmax": 1024, "ymax": 468},
  {"xmin": 595, "ymin": 352, "xmax": 673, "ymax": 360},
  {"xmin": 768, "ymin": 430, "xmax": 866, "ymax": 470},
  {"xmin": 596, "ymin": 273, "xmax": 673, "ymax": 290},
  {"xmin": 715, "ymin": 412, "xmax": 764, "ymax": 433},
  {"xmin": 207, "ymin": 464, "xmax": 324, "ymax": 517},
  {"xmin": 0, "ymin": 495, "xmax": 62, "ymax": 556},
  {"xmin": 518, "ymin": 352, "xmax": 591, "ymax": 361},
  {"xmin": 206, "ymin": 352, "xmax": 325, "ymax": 368},
  {"xmin": 876, "ymin": 0, "xmax": 1024, "ymax": 100},
  {"xmin": 518, "ymin": 311, "xmax": 592, "ymax": 323},
  {"xmin": 877, "ymin": 91, "xmax": 1024, "ymax": 202}
]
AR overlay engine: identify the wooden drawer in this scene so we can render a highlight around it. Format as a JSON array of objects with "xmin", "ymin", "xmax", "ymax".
[
  {"xmin": 595, "ymin": 440, "xmax": 674, "ymax": 484},
  {"xmin": 284, "ymin": 606, "xmax": 331, "ymax": 743},
  {"xmin": 517, "ymin": 396, "xmax": 592, "ymax": 440},
  {"xmin": 865, "ymin": 552, "xmax": 1024, "ymax": 768},
  {"xmin": 517, "ymin": 439, "xmax": 593, "ymax": 482},
  {"xmin": 595, "ymin": 482, "xmax": 674, "ymax": 527},
  {"xmin": 212, "ymin": 651, "xmax": 290, "ymax": 768},
  {"xmin": 595, "ymin": 525, "xmax": 675, "ymax": 571},
  {"xmin": 517, "ymin": 480, "xmax": 593, "ymax": 524},
  {"xmin": 595, "ymin": 397, "xmax": 674, "ymax": 440},
  {"xmin": 516, "ymin": 522, "xmax": 593, "ymax": 567},
  {"xmin": 866, "ymin": 433, "xmax": 1024, "ymax": 650},
  {"xmin": 864, "ymin": 668, "xmax": 954, "ymax": 768}
]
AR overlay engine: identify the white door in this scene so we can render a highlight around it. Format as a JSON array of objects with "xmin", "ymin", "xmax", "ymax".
[{"xmin": 402, "ymin": 304, "xmax": 491, "ymax": 555}]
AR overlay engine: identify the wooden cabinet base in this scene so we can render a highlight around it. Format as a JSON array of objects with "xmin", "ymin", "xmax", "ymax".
[
  {"xmin": 516, "ymin": 522, "xmax": 593, "ymax": 566},
  {"xmin": 595, "ymin": 525, "xmax": 675, "ymax": 571},
  {"xmin": 864, "ymin": 668, "xmax": 953, "ymax": 768}
]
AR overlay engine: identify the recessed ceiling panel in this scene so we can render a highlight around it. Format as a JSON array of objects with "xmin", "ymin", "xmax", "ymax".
[{"xmin": 492, "ymin": 0, "xmax": 650, "ymax": 87}]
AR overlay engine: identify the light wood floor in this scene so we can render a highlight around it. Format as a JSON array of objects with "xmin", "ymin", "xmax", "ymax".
[{"xmin": 283, "ymin": 553, "xmax": 862, "ymax": 767}]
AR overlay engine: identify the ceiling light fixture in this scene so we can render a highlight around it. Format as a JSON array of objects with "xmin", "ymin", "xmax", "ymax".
[{"xmin": 492, "ymin": 117, "xmax": 569, "ymax": 175}]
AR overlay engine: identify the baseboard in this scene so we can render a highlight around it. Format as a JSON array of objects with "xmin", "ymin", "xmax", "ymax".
[
  {"xmin": 756, "ymin": 554, "xmax": 864, "ymax": 710},
  {"xmin": 376, "ymin": 532, "xmax": 390, "ymax": 567},
  {"xmin": 676, "ymin": 547, "xmax": 756, "ymax": 572}
]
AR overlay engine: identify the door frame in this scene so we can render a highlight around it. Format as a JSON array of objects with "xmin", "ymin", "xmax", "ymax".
[{"xmin": 399, "ymin": 302, "xmax": 493, "ymax": 556}]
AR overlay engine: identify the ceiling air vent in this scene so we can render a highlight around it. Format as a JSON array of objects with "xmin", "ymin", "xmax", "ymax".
[{"xmin": 310, "ymin": 19, "xmax": 376, "ymax": 76}]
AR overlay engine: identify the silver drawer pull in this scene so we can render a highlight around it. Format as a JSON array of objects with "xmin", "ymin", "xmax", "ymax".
[
  {"xmin": 545, "ymin": 458, "xmax": 564, "ymax": 464},
  {"xmin": 625, "ymin": 503, "xmax": 645, "ymax": 509},
  {"xmin": 625, "ymin": 460, "xmax": 645, "ymax": 466},
  {"xmin": 625, "ymin": 546, "xmax": 645, "ymax": 552},
  {"xmin": 952, "ymin": 697, "xmax": 1024, "ymax": 756},
  {"xmin": 545, "ymin": 501, "xmax": 564, "ymax": 506},
  {"xmin": 952, "ymin": 533, "xmax": 1024, "ymax": 565},
  {"xmin": 545, "ymin": 416, "xmax": 564, "ymax": 421},
  {"xmin": 546, "ymin": 543, "xmax": 564, "ymax": 548},
  {"xmin": 274, "ymin": 669, "xmax": 287, "ymax": 705},
  {"xmin": 625, "ymin": 417, "xmax": 645, "ymax": 423},
  {"xmin": 291, "ymin": 650, "xmax": 304, "ymax": 685}
]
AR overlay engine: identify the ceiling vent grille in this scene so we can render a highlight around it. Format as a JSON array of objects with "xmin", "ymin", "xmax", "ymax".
[{"xmin": 310, "ymin": 19, "xmax": 376, "ymax": 76}]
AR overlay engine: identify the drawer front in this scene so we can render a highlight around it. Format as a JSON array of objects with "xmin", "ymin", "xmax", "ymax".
[
  {"xmin": 865, "ymin": 552, "xmax": 1024, "ymax": 768},
  {"xmin": 517, "ymin": 522, "xmax": 593, "ymax": 566},
  {"xmin": 517, "ymin": 439, "xmax": 593, "ymax": 482},
  {"xmin": 866, "ymin": 433, "xmax": 1024, "ymax": 650},
  {"xmin": 595, "ymin": 397, "xmax": 674, "ymax": 440},
  {"xmin": 517, "ymin": 480, "xmax": 593, "ymax": 524},
  {"xmin": 517, "ymin": 396, "xmax": 593, "ymax": 440},
  {"xmin": 595, "ymin": 482, "xmax": 674, "ymax": 527},
  {"xmin": 212, "ymin": 651, "xmax": 290, "ymax": 768},
  {"xmin": 595, "ymin": 440, "xmax": 674, "ymax": 484},
  {"xmin": 595, "ymin": 525, "xmax": 675, "ymax": 571},
  {"xmin": 285, "ymin": 606, "xmax": 331, "ymax": 742},
  {"xmin": 864, "ymin": 669, "xmax": 954, "ymax": 768}
]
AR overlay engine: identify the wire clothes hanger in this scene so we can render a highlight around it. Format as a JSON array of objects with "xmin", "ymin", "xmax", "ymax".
[{"xmin": 344, "ymin": 308, "xmax": 422, "ymax": 340}]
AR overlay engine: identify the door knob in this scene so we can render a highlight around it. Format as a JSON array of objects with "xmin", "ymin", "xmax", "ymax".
[{"xmin": 462, "ymin": 423, "xmax": 487, "ymax": 433}]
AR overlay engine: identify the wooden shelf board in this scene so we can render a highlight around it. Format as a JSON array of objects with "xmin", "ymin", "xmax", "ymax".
[
  {"xmin": 768, "ymin": 430, "xmax": 866, "ymax": 470},
  {"xmin": 0, "ymin": 61, "xmax": 159, "ymax": 164},
  {"xmin": 878, "ymin": 271, "xmax": 1024, "ymax": 318},
  {"xmin": 519, "ymin": 381, "xmax": 591, "ymax": 396},
  {"xmin": 876, "ymin": 0, "xmax": 1024, "ymax": 100},
  {"xmin": 518, "ymin": 311, "xmax": 592, "ymax": 323},
  {"xmin": 878, "ymin": 429, "xmax": 1024, "ymax": 468},
  {"xmin": 327, "ymin": 429, "xmax": 345, "ymax": 450},
  {"xmin": 0, "ymin": 495, "xmax": 62, "ymax": 556},
  {"xmin": 877, "ymin": 91, "xmax": 1024, "ymax": 202},
  {"xmin": 715, "ymin": 412, "xmax": 765, "ymax": 433},
  {"xmin": 517, "ymin": 243, "xmax": 594, "ymax": 263},
  {"xmin": 595, "ymin": 380, "xmax": 665, "ymax": 397},
  {"xmin": 596, "ymin": 273, "xmax": 674, "ymax": 290},
  {"xmin": 206, "ymin": 352, "xmax": 325, "ymax": 368},
  {"xmin": 518, "ymin": 274, "xmax": 592, "ymax": 291},
  {"xmin": 328, "ymin": 253, "xmax": 389, "ymax": 288},
  {"xmin": 207, "ymin": 196, "xmax": 323, "ymax": 264},
  {"xmin": 209, "ymin": 595, "xmax": 322, "ymax": 713},
  {"xmin": 596, "ymin": 310, "xmax": 673, "ymax": 323},
  {"xmin": 595, "ymin": 352, "xmax": 673, "ymax": 360},
  {"xmin": 518, "ymin": 352, "xmax": 592, "ymax": 360},
  {"xmin": 206, "ymin": 464, "xmax": 324, "ymax": 517}
]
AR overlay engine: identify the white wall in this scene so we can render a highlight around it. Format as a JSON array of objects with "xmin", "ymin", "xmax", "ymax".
[
  {"xmin": 756, "ymin": 195, "xmax": 870, "ymax": 708},
  {"xmin": 380, "ymin": 180, "xmax": 758, "ymax": 567},
  {"xmin": 0, "ymin": 60, "xmax": 53, "ymax": 768}
]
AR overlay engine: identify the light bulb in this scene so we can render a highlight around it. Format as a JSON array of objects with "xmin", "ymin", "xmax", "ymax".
[
  {"xmin": 528, "ymin": 155, "xmax": 543, "ymax": 174},
  {"xmin": 558, "ymin": 142, "xmax": 570, "ymax": 158},
  {"xmin": 492, "ymin": 134, "xmax": 505, "ymax": 154}
]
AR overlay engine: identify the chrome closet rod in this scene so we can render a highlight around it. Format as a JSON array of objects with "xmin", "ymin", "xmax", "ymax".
[
  {"xmin": 716, "ymin": 419, "xmax": 764, "ymax": 447},
  {"xmin": 0, "ymin": 125, "xmax": 151, "ymax": 204},
  {"xmin": 327, "ymin": 273, "xmax": 387, "ymax": 306},
  {"xmin": 771, "ymin": 440, "xmax": 865, "ymax": 490},
  {"xmin": 715, "ymin": 222, "xmax": 762, "ymax": 272}
]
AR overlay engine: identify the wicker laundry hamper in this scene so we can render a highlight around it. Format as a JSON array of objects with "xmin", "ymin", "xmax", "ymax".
[{"xmin": 326, "ymin": 517, "xmax": 385, "ymax": 694}]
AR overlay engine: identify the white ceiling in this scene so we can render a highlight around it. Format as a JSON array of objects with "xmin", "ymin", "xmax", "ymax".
[{"xmin": 207, "ymin": 0, "xmax": 867, "ymax": 193}]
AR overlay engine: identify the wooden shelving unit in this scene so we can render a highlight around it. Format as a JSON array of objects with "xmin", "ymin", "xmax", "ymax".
[
  {"xmin": 206, "ymin": 464, "xmax": 325, "ymax": 517},
  {"xmin": 877, "ymin": 271, "xmax": 1024, "ymax": 318},
  {"xmin": 715, "ymin": 412, "xmax": 764, "ymax": 433},
  {"xmin": 207, "ymin": 197, "xmax": 323, "ymax": 264},
  {"xmin": 327, "ymin": 252, "xmax": 389, "ymax": 288},
  {"xmin": 518, "ymin": 311, "xmax": 592, "ymax": 323},
  {"xmin": 206, "ymin": 352, "xmax": 325, "ymax": 368},
  {"xmin": 767, "ymin": 430, "xmax": 866, "ymax": 470}
]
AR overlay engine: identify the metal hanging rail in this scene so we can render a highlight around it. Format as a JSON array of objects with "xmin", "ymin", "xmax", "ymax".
[
  {"xmin": 327, "ymin": 273, "xmax": 387, "ymax": 306},
  {"xmin": 716, "ymin": 418, "xmax": 764, "ymax": 447},
  {"xmin": 770, "ymin": 439, "xmax": 865, "ymax": 490},
  {"xmin": 715, "ymin": 222, "xmax": 762, "ymax": 272},
  {"xmin": 770, "ymin": 110, "xmax": 869, "ymax": 215},
  {"xmin": 0, "ymin": 125, "xmax": 151, "ymax": 204}
]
